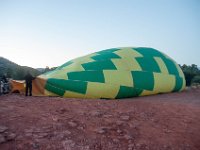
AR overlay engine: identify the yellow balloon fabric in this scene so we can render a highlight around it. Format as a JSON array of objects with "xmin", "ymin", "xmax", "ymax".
[{"xmin": 12, "ymin": 47, "xmax": 186, "ymax": 99}]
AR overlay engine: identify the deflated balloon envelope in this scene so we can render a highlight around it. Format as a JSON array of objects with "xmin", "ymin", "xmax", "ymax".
[{"xmin": 38, "ymin": 47, "xmax": 185, "ymax": 99}]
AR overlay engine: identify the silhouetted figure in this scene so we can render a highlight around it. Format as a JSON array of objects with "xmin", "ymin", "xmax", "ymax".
[
  {"xmin": 0, "ymin": 74, "xmax": 9, "ymax": 94},
  {"xmin": 0, "ymin": 80, "xmax": 3, "ymax": 95},
  {"xmin": 24, "ymin": 72, "xmax": 35, "ymax": 96},
  {"xmin": 2, "ymin": 74, "xmax": 8, "ymax": 83}
]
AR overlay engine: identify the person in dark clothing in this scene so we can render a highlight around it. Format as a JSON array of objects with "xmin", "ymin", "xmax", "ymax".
[
  {"xmin": 0, "ymin": 80, "xmax": 3, "ymax": 95},
  {"xmin": 24, "ymin": 72, "xmax": 35, "ymax": 96},
  {"xmin": 1, "ymin": 74, "xmax": 9, "ymax": 94},
  {"xmin": 2, "ymin": 74, "xmax": 8, "ymax": 83}
]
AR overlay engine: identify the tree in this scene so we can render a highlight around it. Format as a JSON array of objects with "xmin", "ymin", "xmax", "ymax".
[
  {"xmin": 180, "ymin": 64, "xmax": 200, "ymax": 86},
  {"xmin": 191, "ymin": 76, "xmax": 200, "ymax": 85},
  {"xmin": 44, "ymin": 66, "xmax": 50, "ymax": 73},
  {"xmin": 43, "ymin": 66, "xmax": 57, "ymax": 73}
]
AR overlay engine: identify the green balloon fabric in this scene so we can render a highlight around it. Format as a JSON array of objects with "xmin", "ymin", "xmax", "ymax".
[{"xmin": 37, "ymin": 47, "xmax": 185, "ymax": 99}]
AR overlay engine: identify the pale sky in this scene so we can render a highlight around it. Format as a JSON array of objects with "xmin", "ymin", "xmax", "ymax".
[{"xmin": 0, "ymin": 0, "xmax": 199, "ymax": 68}]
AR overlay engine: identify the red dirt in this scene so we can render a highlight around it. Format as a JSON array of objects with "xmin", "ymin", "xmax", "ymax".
[{"xmin": 0, "ymin": 88, "xmax": 200, "ymax": 150}]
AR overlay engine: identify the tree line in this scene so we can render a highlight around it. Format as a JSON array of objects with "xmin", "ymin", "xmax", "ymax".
[{"xmin": 180, "ymin": 64, "xmax": 200, "ymax": 86}]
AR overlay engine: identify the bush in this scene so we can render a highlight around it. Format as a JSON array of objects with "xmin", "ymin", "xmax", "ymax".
[
  {"xmin": 191, "ymin": 75, "xmax": 200, "ymax": 84},
  {"xmin": 180, "ymin": 64, "xmax": 200, "ymax": 86}
]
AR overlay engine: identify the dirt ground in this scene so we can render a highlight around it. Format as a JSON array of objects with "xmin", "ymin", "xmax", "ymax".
[{"xmin": 0, "ymin": 88, "xmax": 200, "ymax": 150}]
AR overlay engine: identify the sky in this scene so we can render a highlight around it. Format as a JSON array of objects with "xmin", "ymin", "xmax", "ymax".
[{"xmin": 0, "ymin": 0, "xmax": 199, "ymax": 68}]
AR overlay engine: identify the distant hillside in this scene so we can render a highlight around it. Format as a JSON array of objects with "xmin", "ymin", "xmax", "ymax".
[
  {"xmin": 36, "ymin": 68, "xmax": 45, "ymax": 72},
  {"xmin": 0, "ymin": 57, "xmax": 41, "ymax": 80}
]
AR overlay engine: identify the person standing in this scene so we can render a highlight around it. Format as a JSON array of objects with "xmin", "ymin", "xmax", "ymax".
[
  {"xmin": 2, "ymin": 74, "xmax": 8, "ymax": 83},
  {"xmin": 1, "ymin": 74, "xmax": 9, "ymax": 94},
  {"xmin": 0, "ymin": 80, "xmax": 3, "ymax": 95},
  {"xmin": 24, "ymin": 72, "xmax": 35, "ymax": 96}
]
